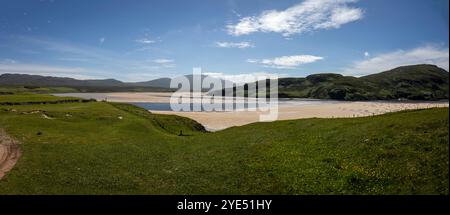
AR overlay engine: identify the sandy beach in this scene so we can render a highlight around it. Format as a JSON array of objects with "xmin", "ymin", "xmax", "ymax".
[
  {"xmin": 55, "ymin": 92, "xmax": 176, "ymax": 103},
  {"xmin": 154, "ymin": 101, "xmax": 449, "ymax": 131},
  {"xmin": 57, "ymin": 92, "xmax": 449, "ymax": 131}
]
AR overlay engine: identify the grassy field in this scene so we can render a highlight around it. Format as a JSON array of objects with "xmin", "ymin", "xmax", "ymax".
[
  {"xmin": 0, "ymin": 86, "xmax": 79, "ymax": 94},
  {"xmin": 0, "ymin": 93, "xmax": 448, "ymax": 194},
  {"xmin": 0, "ymin": 93, "xmax": 80, "ymax": 103}
]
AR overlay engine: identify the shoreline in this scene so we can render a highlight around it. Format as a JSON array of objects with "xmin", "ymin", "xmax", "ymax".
[
  {"xmin": 55, "ymin": 92, "xmax": 449, "ymax": 131},
  {"xmin": 152, "ymin": 102, "xmax": 448, "ymax": 131}
]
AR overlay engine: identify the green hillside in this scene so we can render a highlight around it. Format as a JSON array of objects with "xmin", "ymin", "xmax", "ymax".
[
  {"xmin": 277, "ymin": 64, "xmax": 449, "ymax": 100},
  {"xmin": 0, "ymin": 94, "xmax": 448, "ymax": 194}
]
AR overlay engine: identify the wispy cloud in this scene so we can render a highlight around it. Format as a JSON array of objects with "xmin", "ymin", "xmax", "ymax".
[
  {"xmin": 215, "ymin": 41, "xmax": 254, "ymax": 49},
  {"xmin": 153, "ymin": 58, "xmax": 174, "ymax": 64},
  {"xmin": 248, "ymin": 55, "xmax": 323, "ymax": 69},
  {"xmin": 99, "ymin": 37, "xmax": 105, "ymax": 44},
  {"xmin": 246, "ymin": 59, "xmax": 259, "ymax": 64},
  {"xmin": 135, "ymin": 38, "xmax": 156, "ymax": 44},
  {"xmin": 0, "ymin": 58, "xmax": 17, "ymax": 64},
  {"xmin": 135, "ymin": 33, "xmax": 162, "ymax": 45},
  {"xmin": 21, "ymin": 36, "xmax": 112, "ymax": 61},
  {"xmin": 151, "ymin": 58, "xmax": 176, "ymax": 69},
  {"xmin": 203, "ymin": 72, "xmax": 285, "ymax": 84},
  {"xmin": 130, "ymin": 35, "xmax": 164, "ymax": 54},
  {"xmin": 58, "ymin": 57, "xmax": 91, "ymax": 62},
  {"xmin": 343, "ymin": 45, "xmax": 449, "ymax": 76},
  {"xmin": 3, "ymin": 36, "xmax": 177, "ymax": 81},
  {"xmin": 227, "ymin": 0, "xmax": 363, "ymax": 37}
]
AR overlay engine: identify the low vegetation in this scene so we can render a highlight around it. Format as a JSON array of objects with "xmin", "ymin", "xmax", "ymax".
[
  {"xmin": 0, "ymin": 86, "xmax": 79, "ymax": 94},
  {"xmin": 2, "ymin": 64, "xmax": 449, "ymax": 101},
  {"xmin": 0, "ymin": 93, "xmax": 447, "ymax": 194},
  {"xmin": 0, "ymin": 93, "xmax": 80, "ymax": 103},
  {"xmin": 218, "ymin": 64, "xmax": 449, "ymax": 101},
  {"xmin": 277, "ymin": 64, "xmax": 449, "ymax": 100}
]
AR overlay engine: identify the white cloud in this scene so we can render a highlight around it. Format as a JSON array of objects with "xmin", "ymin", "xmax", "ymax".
[
  {"xmin": 344, "ymin": 45, "xmax": 449, "ymax": 76},
  {"xmin": 246, "ymin": 59, "xmax": 259, "ymax": 63},
  {"xmin": 131, "ymin": 35, "xmax": 163, "ymax": 54},
  {"xmin": 99, "ymin": 37, "xmax": 105, "ymax": 44},
  {"xmin": 227, "ymin": 0, "xmax": 363, "ymax": 37},
  {"xmin": 248, "ymin": 55, "xmax": 323, "ymax": 69},
  {"xmin": 364, "ymin": 51, "xmax": 370, "ymax": 57},
  {"xmin": 215, "ymin": 41, "xmax": 254, "ymax": 49},
  {"xmin": 203, "ymin": 72, "xmax": 285, "ymax": 84},
  {"xmin": 153, "ymin": 59, "xmax": 174, "ymax": 64},
  {"xmin": 135, "ymin": 38, "xmax": 156, "ymax": 44},
  {"xmin": 152, "ymin": 59, "xmax": 176, "ymax": 69},
  {"xmin": 231, "ymin": 9, "xmax": 242, "ymax": 18}
]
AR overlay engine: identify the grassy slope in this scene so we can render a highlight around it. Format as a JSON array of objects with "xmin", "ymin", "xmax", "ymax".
[
  {"xmin": 278, "ymin": 64, "xmax": 449, "ymax": 100},
  {"xmin": 0, "ymin": 94, "xmax": 448, "ymax": 194},
  {"xmin": 0, "ymin": 85, "xmax": 174, "ymax": 94},
  {"xmin": 0, "ymin": 93, "xmax": 79, "ymax": 103},
  {"xmin": 0, "ymin": 86, "xmax": 79, "ymax": 94}
]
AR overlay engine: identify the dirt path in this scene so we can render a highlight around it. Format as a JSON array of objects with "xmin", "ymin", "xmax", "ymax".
[{"xmin": 0, "ymin": 129, "xmax": 21, "ymax": 180}]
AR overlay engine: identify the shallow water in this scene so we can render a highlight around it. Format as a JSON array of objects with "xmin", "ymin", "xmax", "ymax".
[
  {"xmin": 131, "ymin": 102, "xmax": 276, "ymax": 112},
  {"xmin": 54, "ymin": 92, "xmax": 448, "ymax": 112},
  {"xmin": 131, "ymin": 99, "xmax": 344, "ymax": 111}
]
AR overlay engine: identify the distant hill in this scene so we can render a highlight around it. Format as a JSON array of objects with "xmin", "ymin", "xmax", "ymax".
[
  {"xmin": 132, "ymin": 78, "xmax": 172, "ymax": 88},
  {"xmin": 1, "ymin": 64, "xmax": 448, "ymax": 100},
  {"xmin": 0, "ymin": 73, "xmax": 173, "ymax": 92},
  {"xmin": 184, "ymin": 74, "xmax": 234, "ymax": 91},
  {"xmin": 0, "ymin": 73, "xmax": 232, "ymax": 93},
  {"xmin": 0, "ymin": 73, "xmax": 125, "ymax": 87},
  {"xmin": 218, "ymin": 64, "xmax": 449, "ymax": 101}
]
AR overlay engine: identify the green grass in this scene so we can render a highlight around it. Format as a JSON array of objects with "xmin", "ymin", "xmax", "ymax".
[
  {"xmin": 0, "ymin": 86, "xmax": 79, "ymax": 94},
  {"xmin": 0, "ymin": 93, "xmax": 80, "ymax": 103},
  {"xmin": 277, "ymin": 64, "xmax": 449, "ymax": 100},
  {"xmin": 0, "ymin": 94, "xmax": 448, "ymax": 194}
]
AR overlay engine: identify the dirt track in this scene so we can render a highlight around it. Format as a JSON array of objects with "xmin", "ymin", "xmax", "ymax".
[{"xmin": 0, "ymin": 129, "xmax": 21, "ymax": 180}]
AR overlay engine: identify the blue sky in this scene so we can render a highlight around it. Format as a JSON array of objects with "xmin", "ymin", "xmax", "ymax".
[{"xmin": 0, "ymin": 0, "xmax": 448, "ymax": 82}]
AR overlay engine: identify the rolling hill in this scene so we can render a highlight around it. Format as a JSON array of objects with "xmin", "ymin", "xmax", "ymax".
[
  {"xmin": 217, "ymin": 64, "xmax": 449, "ymax": 101},
  {"xmin": 132, "ymin": 77, "xmax": 172, "ymax": 88},
  {"xmin": 1, "ymin": 64, "xmax": 448, "ymax": 100},
  {"xmin": 0, "ymin": 73, "xmax": 125, "ymax": 87},
  {"xmin": 296, "ymin": 64, "xmax": 449, "ymax": 100},
  {"xmin": 0, "ymin": 93, "xmax": 447, "ymax": 194},
  {"xmin": 0, "ymin": 73, "xmax": 233, "ymax": 93}
]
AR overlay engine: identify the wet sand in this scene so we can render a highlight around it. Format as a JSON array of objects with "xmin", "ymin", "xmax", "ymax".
[{"xmin": 57, "ymin": 92, "xmax": 449, "ymax": 131}]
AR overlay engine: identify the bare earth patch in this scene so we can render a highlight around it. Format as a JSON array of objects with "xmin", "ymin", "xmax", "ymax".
[{"xmin": 0, "ymin": 129, "xmax": 21, "ymax": 180}]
